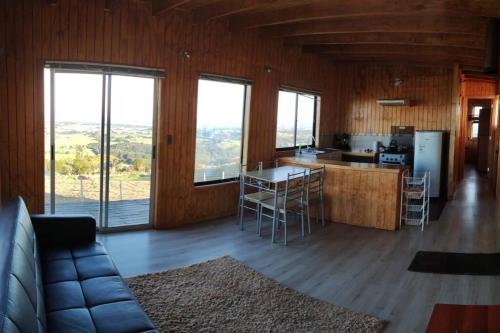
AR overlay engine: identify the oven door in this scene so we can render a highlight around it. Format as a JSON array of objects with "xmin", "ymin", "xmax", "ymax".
[{"xmin": 380, "ymin": 160, "xmax": 404, "ymax": 166}]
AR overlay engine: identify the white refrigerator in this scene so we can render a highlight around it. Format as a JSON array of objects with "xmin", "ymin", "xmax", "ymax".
[{"xmin": 413, "ymin": 131, "xmax": 446, "ymax": 198}]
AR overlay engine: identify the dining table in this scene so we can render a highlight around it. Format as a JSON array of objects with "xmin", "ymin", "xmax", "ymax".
[{"xmin": 240, "ymin": 165, "xmax": 309, "ymax": 243}]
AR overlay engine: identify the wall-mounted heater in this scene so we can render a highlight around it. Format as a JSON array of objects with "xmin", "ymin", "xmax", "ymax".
[{"xmin": 376, "ymin": 98, "xmax": 409, "ymax": 106}]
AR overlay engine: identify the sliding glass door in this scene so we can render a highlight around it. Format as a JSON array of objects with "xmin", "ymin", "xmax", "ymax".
[{"xmin": 44, "ymin": 67, "xmax": 159, "ymax": 230}]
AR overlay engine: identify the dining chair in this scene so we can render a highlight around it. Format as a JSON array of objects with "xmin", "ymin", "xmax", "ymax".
[
  {"xmin": 304, "ymin": 166, "xmax": 326, "ymax": 233},
  {"xmin": 258, "ymin": 170, "xmax": 306, "ymax": 245},
  {"xmin": 237, "ymin": 161, "xmax": 276, "ymax": 231}
]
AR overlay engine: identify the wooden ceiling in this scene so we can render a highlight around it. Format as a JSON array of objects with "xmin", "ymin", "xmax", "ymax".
[{"xmin": 150, "ymin": 1, "xmax": 499, "ymax": 68}]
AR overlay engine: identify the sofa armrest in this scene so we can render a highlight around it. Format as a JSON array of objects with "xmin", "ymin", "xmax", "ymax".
[{"xmin": 30, "ymin": 215, "xmax": 96, "ymax": 248}]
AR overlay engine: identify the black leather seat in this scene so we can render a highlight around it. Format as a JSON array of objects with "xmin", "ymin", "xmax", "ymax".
[{"xmin": 0, "ymin": 197, "xmax": 158, "ymax": 333}]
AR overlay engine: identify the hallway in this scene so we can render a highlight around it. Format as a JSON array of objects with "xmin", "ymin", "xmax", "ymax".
[{"xmin": 99, "ymin": 167, "xmax": 500, "ymax": 332}]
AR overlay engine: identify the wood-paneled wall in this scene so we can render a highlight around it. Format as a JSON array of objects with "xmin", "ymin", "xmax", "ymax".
[
  {"xmin": 461, "ymin": 76, "xmax": 498, "ymax": 97},
  {"xmin": 0, "ymin": 0, "xmax": 332, "ymax": 228},
  {"xmin": 324, "ymin": 64, "xmax": 454, "ymax": 135}
]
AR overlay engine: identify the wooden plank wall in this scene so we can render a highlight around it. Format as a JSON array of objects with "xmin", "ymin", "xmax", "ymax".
[
  {"xmin": 325, "ymin": 64, "xmax": 454, "ymax": 135},
  {"xmin": 0, "ymin": 0, "xmax": 332, "ymax": 228}
]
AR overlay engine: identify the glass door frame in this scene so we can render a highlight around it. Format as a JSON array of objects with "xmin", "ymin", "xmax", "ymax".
[{"xmin": 46, "ymin": 65, "xmax": 161, "ymax": 232}]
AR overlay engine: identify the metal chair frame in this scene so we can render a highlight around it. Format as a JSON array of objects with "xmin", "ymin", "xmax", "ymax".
[
  {"xmin": 237, "ymin": 160, "xmax": 277, "ymax": 231},
  {"xmin": 304, "ymin": 166, "xmax": 326, "ymax": 232},
  {"xmin": 258, "ymin": 170, "xmax": 306, "ymax": 245}
]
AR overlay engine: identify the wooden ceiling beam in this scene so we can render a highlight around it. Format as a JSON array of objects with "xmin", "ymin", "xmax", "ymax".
[
  {"xmin": 260, "ymin": 15, "xmax": 487, "ymax": 37},
  {"xmin": 152, "ymin": 0, "xmax": 190, "ymax": 16},
  {"xmin": 229, "ymin": 0, "xmax": 500, "ymax": 30},
  {"xmin": 303, "ymin": 44, "xmax": 484, "ymax": 60},
  {"xmin": 285, "ymin": 32, "xmax": 485, "ymax": 50},
  {"xmin": 326, "ymin": 54, "xmax": 483, "ymax": 67},
  {"xmin": 192, "ymin": 0, "xmax": 281, "ymax": 22}
]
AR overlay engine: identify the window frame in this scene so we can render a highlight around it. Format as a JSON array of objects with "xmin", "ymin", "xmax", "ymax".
[
  {"xmin": 275, "ymin": 88, "xmax": 320, "ymax": 151},
  {"xmin": 193, "ymin": 74, "xmax": 251, "ymax": 186}
]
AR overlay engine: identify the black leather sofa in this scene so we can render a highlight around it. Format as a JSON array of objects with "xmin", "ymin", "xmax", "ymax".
[{"xmin": 0, "ymin": 197, "xmax": 158, "ymax": 333}]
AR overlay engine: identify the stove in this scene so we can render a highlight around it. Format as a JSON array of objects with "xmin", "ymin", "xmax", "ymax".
[
  {"xmin": 379, "ymin": 126, "xmax": 415, "ymax": 166},
  {"xmin": 379, "ymin": 151, "xmax": 410, "ymax": 165}
]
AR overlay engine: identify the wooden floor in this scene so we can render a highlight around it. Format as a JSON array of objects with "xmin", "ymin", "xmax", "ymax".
[
  {"xmin": 46, "ymin": 198, "xmax": 150, "ymax": 227},
  {"xmin": 98, "ymin": 167, "xmax": 500, "ymax": 333}
]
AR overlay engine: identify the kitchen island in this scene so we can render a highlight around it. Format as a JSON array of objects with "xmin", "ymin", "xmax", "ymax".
[{"xmin": 279, "ymin": 156, "xmax": 407, "ymax": 231}]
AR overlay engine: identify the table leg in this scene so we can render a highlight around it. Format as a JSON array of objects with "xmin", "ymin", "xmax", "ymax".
[
  {"xmin": 239, "ymin": 176, "xmax": 245, "ymax": 230},
  {"xmin": 271, "ymin": 184, "xmax": 278, "ymax": 243}
]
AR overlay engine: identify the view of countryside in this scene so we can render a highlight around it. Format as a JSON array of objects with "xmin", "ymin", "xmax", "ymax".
[
  {"xmin": 45, "ymin": 122, "xmax": 152, "ymax": 203},
  {"xmin": 194, "ymin": 82, "xmax": 317, "ymax": 183},
  {"xmin": 194, "ymin": 78, "xmax": 246, "ymax": 183},
  {"xmin": 45, "ymin": 71, "xmax": 154, "ymax": 227}
]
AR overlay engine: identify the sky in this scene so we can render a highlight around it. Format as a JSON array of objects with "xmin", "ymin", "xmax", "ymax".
[
  {"xmin": 196, "ymin": 79, "xmax": 245, "ymax": 129},
  {"xmin": 43, "ymin": 68, "xmax": 316, "ymax": 131},
  {"xmin": 44, "ymin": 69, "xmax": 154, "ymax": 127}
]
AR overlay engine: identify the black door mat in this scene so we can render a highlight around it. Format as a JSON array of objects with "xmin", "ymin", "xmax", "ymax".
[{"xmin": 409, "ymin": 251, "xmax": 500, "ymax": 275}]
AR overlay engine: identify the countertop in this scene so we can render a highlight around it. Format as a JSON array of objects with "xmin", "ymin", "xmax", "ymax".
[
  {"xmin": 341, "ymin": 151, "xmax": 377, "ymax": 157},
  {"xmin": 280, "ymin": 156, "xmax": 405, "ymax": 174}
]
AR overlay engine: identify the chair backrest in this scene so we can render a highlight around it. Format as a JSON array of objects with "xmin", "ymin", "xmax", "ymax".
[
  {"xmin": 307, "ymin": 166, "xmax": 325, "ymax": 200},
  {"xmin": 258, "ymin": 160, "xmax": 278, "ymax": 170},
  {"xmin": 283, "ymin": 171, "xmax": 306, "ymax": 209}
]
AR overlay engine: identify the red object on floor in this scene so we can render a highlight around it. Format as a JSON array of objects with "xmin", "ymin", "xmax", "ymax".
[{"xmin": 426, "ymin": 304, "xmax": 500, "ymax": 333}]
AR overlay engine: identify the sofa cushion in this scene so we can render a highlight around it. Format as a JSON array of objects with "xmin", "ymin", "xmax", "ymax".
[{"xmin": 42, "ymin": 242, "xmax": 156, "ymax": 333}]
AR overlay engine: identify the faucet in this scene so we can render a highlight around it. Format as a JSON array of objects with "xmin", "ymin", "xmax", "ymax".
[{"xmin": 307, "ymin": 135, "xmax": 317, "ymax": 152}]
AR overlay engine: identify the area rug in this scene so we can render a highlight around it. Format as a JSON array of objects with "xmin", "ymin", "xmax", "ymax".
[
  {"xmin": 126, "ymin": 256, "xmax": 386, "ymax": 332},
  {"xmin": 409, "ymin": 251, "xmax": 500, "ymax": 275}
]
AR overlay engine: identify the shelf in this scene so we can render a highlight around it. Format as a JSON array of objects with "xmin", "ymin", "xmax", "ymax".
[
  {"xmin": 400, "ymin": 171, "xmax": 430, "ymax": 230},
  {"xmin": 406, "ymin": 178, "xmax": 425, "ymax": 186},
  {"xmin": 402, "ymin": 213, "xmax": 427, "ymax": 226},
  {"xmin": 406, "ymin": 204, "xmax": 427, "ymax": 212},
  {"xmin": 404, "ymin": 189, "xmax": 425, "ymax": 200}
]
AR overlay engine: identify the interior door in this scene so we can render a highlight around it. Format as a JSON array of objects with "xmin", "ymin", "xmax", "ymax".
[{"xmin": 45, "ymin": 67, "xmax": 158, "ymax": 230}]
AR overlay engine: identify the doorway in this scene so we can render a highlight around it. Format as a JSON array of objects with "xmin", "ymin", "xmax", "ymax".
[
  {"xmin": 44, "ymin": 65, "xmax": 160, "ymax": 231},
  {"xmin": 465, "ymin": 99, "xmax": 493, "ymax": 174}
]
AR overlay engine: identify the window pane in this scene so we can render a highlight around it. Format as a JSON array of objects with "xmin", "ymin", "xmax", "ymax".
[
  {"xmin": 194, "ymin": 79, "xmax": 246, "ymax": 184},
  {"xmin": 472, "ymin": 123, "xmax": 479, "ymax": 138},
  {"xmin": 296, "ymin": 94, "xmax": 315, "ymax": 146},
  {"xmin": 473, "ymin": 106, "xmax": 482, "ymax": 117},
  {"xmin": 276, "ymin": 91, "xmax": 296, "ymax": 148}
]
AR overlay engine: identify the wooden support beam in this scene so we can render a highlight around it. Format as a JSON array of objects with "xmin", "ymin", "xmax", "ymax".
[
  {"xmin": 303, "ymin": 44, "xmax": 485, "ymax": 60},
  {"xmin": 326, "ymin": 54, "xmax": 483, "ymax": 67},
  {"xmin": 229, "ymin": 0, "xmax": 500, "ymax": 30},
  {"xmin": 193, "ymin": 0, "xmax": 280, "ymax": 22},
  {"xmin": 285, "ymin": 32, "xmax": 485, "ymax": 50},
  {"xmin": 152, "ymin": 0, "xmax": 190, "ymax": 16},
  {"xmin": 259, "ymin": 15, "xmax": 487, "ymax": 38}
]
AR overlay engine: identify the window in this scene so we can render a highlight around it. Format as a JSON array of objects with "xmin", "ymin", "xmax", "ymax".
[
  {"xmin": 473, "ymin": 106, "xmax": 482, "ymax": 117},
  {"xmin": 472, "ymin": 123, "xmax": 479, "ymax": 138},
  {"xmin": 275, "ymin": 89, "xmax": 319, "ymax": 149},
  {"xmin": 194, "ymin": 75, "xmax": 251, "ymax": 185},
  {"xmin": 471, "ymin": 106, "xmax": 482, "ymax": 139}
]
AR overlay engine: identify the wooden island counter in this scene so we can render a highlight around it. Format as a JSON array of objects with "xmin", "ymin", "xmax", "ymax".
[{"xmin": 280, "ymin": 156, "xmax": 407, "ymax": 231}]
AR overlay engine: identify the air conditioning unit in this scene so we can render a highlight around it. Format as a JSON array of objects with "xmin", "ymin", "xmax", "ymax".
[{"xmin": 376, "ymin": 98, "xmax": 409, "ymax": 106}]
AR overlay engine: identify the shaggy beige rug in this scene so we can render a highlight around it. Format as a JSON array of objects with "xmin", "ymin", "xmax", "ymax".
[{"xmin": 126, "ymin": 256, "xmax": 386, "ymax": 333}]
